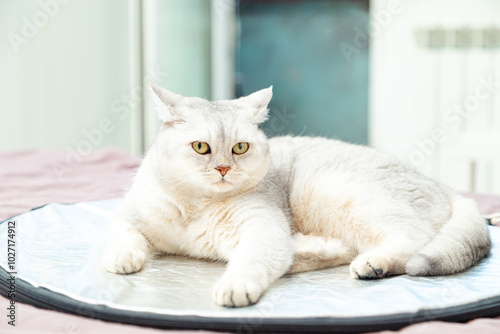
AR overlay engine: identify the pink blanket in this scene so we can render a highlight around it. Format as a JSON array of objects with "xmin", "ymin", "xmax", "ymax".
[{"xmin": 1, "ymin": 148, "xmax": 499, "ymax": 334}]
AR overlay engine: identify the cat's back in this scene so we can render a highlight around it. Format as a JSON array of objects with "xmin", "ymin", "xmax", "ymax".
[
  {"xmin": 268, "ymin": 135, "xmax": 399, "ymax": 175},
  {"xmin": 267, "ymin": 136, "xmax": 450, "ymax": 226},
  {"xmin": 268, "ymin": 135, "xmax": 446, "ymax": 193}
]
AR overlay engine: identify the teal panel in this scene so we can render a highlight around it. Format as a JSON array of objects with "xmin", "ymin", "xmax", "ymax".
[{"xmin": 238, "ymin": 1, "xmax": 369, "ymax": 144}]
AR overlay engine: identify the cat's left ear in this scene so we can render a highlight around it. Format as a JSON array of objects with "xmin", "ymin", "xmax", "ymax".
[
  {"xmin": 237, "ymin": 86, "xmax": 273, "ymax": 124},
  {"xmin": 150, "ymin": 84, "xmax": 186, "ymax": 126}
]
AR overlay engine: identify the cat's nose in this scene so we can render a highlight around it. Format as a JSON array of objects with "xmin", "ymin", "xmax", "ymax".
[{"xmin": 215, "ymin": 166, "xmax": 231, "ymax": 176}]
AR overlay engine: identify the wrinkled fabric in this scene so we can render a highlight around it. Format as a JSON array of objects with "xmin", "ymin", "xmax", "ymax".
[{"xmin": 0, "ymin": 148, "xmax": 141, "ymax": 221}]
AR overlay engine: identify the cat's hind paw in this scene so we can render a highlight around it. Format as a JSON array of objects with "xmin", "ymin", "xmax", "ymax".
[
  {"xmin": 213, "ymin": 277, "xmax": 263, "ymax": 307},
  {"xmin": 102, "ymin": 247, "xmax": 146, "ymax": 274},
  {"xmin": 350, "ymin": 254, "xmax": 390, "ymax": 279}
]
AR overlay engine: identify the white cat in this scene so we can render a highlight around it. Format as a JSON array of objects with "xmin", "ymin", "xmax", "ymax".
[{"xmin": 102, "ymin": 85, "xmax": 491, "ymax": 307}]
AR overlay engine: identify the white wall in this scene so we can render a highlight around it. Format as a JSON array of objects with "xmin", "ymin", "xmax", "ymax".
[
  {"xmin": 0, "ymin": 0, "xmax": 132, "ymax": 152},
  {"xmin": 0, "ymin": 0, "xmax": 213, "ymax": 154}
]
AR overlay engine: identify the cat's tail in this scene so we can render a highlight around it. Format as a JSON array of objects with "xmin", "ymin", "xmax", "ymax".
[{"xmin": 405, "ymin": 195, "xmax": 491, "ymax": 276}]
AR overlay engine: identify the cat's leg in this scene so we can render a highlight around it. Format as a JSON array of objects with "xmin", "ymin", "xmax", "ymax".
[
  {"xmin": 350, "ymin": 235, "xmax": 421, "ymax": 279},
  {"xmin": 213, "ymin": 211, "xmax": 294, "ymax": 307},
  {"xmin": 287, "ymin": 233, "xmax": 355, "ymax": 274},
  {"xmin": 102, "ymin": 220, "xmax": 152, "ymax": 274}
]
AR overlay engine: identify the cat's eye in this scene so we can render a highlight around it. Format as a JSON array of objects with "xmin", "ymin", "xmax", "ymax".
[
  {"xmin": 192, "ymin": 141, "xmax": 211, "ymax": 154},
  {"xmin": 232, "ymin": 142, "xmax": 249, "ymax": 155}
]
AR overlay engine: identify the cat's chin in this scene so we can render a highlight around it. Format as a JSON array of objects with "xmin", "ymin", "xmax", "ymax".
[{"xmin": 210, "ymin": 180, "xmax": 235, "ymax": 193}]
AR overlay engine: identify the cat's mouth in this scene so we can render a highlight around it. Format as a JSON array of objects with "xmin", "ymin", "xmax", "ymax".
[{"xmin": 212, "ymin": 178, "xmax": 233, "ymax": 190}]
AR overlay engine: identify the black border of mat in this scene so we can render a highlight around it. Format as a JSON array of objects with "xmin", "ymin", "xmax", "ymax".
[{"xmin": 1, "ymin": 203, "xmax": 500, "ymax": 333}]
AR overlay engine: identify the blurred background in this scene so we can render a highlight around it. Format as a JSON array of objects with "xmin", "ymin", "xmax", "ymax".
[{"xmin": 0, "ymin": 0, "xmax": 499, "ymax": 195}]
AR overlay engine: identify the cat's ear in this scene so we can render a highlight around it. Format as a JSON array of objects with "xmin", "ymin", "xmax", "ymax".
[
  {"xmin": 151, "ymin": 84, "xmax": 186, "ymax": 126},
  {"xmin": 237, "ymin": 86, "xmax": 273, "ymax": 124}
]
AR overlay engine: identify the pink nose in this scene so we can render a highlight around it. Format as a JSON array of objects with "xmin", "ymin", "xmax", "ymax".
[{"xmin": 215, "ymin": 166, "xmax": 231, "ymax": 176}]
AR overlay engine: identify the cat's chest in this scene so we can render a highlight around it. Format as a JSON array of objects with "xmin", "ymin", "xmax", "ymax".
[{"xmin": 144, "ymin": 200, "xmax": 233, "ymax": 260}]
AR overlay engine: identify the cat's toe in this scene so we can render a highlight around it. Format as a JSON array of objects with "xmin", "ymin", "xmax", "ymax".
[
  {"xmin": 102, "ymin": 248, "xmax": 146, "ymax": 274},
  {"xmin": 350, "ymin": 255, "xmax": 390, "ymax": 279},
  {"xmin": 213, "ymin": 278, "xmax": 263, "ymax": 307}
]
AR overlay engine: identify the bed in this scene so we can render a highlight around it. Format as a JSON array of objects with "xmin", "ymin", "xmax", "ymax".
[{"xmin": 1, "ymin": 148, "xmax": 500, "ymax": 334}]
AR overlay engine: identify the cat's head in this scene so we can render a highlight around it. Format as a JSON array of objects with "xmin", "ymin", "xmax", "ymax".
[{"xmin": 150, "ymin": 85, "xmax": 272, "ymax": 198}]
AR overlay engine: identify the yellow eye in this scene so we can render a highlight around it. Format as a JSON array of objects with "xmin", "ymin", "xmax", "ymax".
[
  {"xmin": 192, "ymin": 141, "xmax": 211, "ymax": 154},
  {"xmin": 232, "ymin": 142, "xmax": 249, "ymax": 155}
]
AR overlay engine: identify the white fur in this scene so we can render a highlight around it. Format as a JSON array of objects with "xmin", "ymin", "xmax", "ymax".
[{"xmin": 102, "ymin": 85, "xmax": 491, "ymax": 307}]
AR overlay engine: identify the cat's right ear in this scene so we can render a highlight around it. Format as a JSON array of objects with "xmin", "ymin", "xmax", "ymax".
[{"xmin": 151, "ymin": 84, "xmax": 185, "ymax": 126}]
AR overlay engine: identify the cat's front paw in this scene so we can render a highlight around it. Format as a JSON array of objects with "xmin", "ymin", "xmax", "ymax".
[
  {"xmin": 350, "ymin": 254, "xmax": 390, "ymax": 279},
  {"xmin": 102, "ymin": 247, "xmax": 146, "ymax": 274},
  {"xmin": 213, "ymin": 277, "xmax": 263, "ymax": 307}
]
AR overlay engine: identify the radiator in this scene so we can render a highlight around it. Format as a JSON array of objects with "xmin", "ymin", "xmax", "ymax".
[
  {"xmin": 414, "ymin": 27, "xmax": 500, "ymax": 193},
  {"xmin": 369, "ymin": 0, "xmax": 500, "ymax": 195}
]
